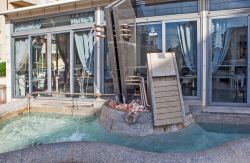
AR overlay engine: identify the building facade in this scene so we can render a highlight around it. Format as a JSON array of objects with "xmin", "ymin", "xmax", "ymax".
[{"xmin": 1, "ymin": 0, "xmax": 250, "ymax": 112}]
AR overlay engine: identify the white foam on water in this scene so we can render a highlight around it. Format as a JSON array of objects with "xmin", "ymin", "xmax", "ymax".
[{"xmin": 56, "ymin": 132, "xmax": 88, "ymax": 142}]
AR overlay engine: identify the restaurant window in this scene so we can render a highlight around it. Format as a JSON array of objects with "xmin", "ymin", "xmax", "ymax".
[
  {"xmin": 14, "ymin": 37, "xmax": 29, "ymax": 97},
  {"xmin": 31, "ymin": 35, "xmax": 48, "ymax": 93},
  {"xmin": 211, "ymin": 17, "xmax": 248, "ymax": 103},
  {"xmin": 166, "ymin": 21, "xmax": 198, "ymax": 97},
  {"xmin": 136, "ymin": 23, "xmax": 162, "ymax": 77},
  {"xmin": 209, "ymin": 0, "xmax": 250, "ymax": 11},
  {"xmin": 73, "ymin": 30, "xmax": 95, "ymax": 96},
  {"xmin": 135, "ymin": 0, "xmax": 198, "ymax": 18},
  {"xmin": 51, "ymin": 33, "xmax": 70, "ymax": 93}
]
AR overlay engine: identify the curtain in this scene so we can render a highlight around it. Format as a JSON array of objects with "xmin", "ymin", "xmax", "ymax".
[
  {"xmin": 212, "ymin": 21, "xmax": 232, "ymax": 73},
  {"xmin": 74, "ymin": 31, "xmax": 95, "ymax": 75},
  {"xmin": 15, "ymin": 38, "xmax": 29, "ymax": 96},
  {"xmin": 55, "ymin": 34, "xmax": 70, "ymax": 67},
  {"xmin": 15, "ymin": 38, "xmax": 29, "ymax": 71},
  {"xmin": 177, "ymin": 23, "xmax": 196, "ymax": 72}
]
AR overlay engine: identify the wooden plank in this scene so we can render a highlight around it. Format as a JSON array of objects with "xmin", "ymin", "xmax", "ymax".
[
  {"xmin": 153, "ymin": 76, "xmax": 176, "ymax": 81},
  {"xmin": 156, "ymin": 112, "xmax": 183, "ymax": 120},
  {"xmin": 155, "ymin": 117, "xmax": 183, "ymax": 126},
  {"xmin": 153, "ymin": 80, "xmax": 177, "ymax": 87},
  {"xmin": 154, "ymin": 86, "xmax": 179, "ymax": 93},
  {"xmin": 156, "ymin": 101, "xmax": 181, "ymax": 108},
  {"xmin": 156, "ymin": 96, "xmax": 180, "ymax": 103},
  {"xmin": 156, "ymin": 106, "xmax": 182, "ymax": 114},
  {"xmin": 154, "ymin": 91, "xmax": 179, "ymax": 98}
]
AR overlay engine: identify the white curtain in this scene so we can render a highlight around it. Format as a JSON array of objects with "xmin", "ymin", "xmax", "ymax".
[
  {"xmin": 212, "ymin": 21, "xmax": 232, "ymax": 73},
  {"xmin": 74, "ymin": 31, "xmax": 95, "ymax": 75},
  {"xmin": 15, "ymin": 38, "xmax": 29, "ymax": 96},
  {"xmin": 15, "ymin": 38, "xmax": 29, "ymax": 71},
  {"xmin": 177, "ymin": 24, "xmax": 196, "ymax": 72}
]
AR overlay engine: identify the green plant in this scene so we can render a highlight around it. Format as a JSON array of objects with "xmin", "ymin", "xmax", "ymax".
[{"xmin": 0, "ymin": 62, "xmax": 6, "ymax": 77}]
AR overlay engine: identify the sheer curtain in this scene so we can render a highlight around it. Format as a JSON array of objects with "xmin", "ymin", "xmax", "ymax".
[
  {"xmin": 74, "ymin": 31, "xmax": 94, "ymax": 75},
  {"xmin": 15, "ymin": 38, "xmax": 29, "ymax": 96},
  {"xmin": 212, "ymin": 21, "xmax": 232, "ymax": 73},
  {"xmin": 16, "ymin": 39, "xmax": 29, "ymax": 71},
  {"xmin": 177, "ymin": 23, "xmax": 196, "ymax": 72}
]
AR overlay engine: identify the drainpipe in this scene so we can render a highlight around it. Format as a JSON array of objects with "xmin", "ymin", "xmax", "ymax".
[
  {"xmin": 95, "ymin": 7, "xmax": 104, "ymax": 95},
  {"xmin": 201, "ymin": 0, "xmax": 208, "ymax": 109}
]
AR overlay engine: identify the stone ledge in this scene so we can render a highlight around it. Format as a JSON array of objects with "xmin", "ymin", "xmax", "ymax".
[
  {"xmin": 2, "ymin": 137, "xmax": 250, "ymax": 163},
  {"xmin": 194, "ymin": 112, "xmax": 250, "ymax": 125}
]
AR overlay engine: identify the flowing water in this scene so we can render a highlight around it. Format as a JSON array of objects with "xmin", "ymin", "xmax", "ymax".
[{"xmin": 0, "ymin": 113, "xmax": 250, "ymax": 154}]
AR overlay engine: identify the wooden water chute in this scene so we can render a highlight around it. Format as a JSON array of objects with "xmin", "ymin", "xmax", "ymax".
[{"xmin": 147, "ymin": 53, "xmax": 185, "ymax": 126}]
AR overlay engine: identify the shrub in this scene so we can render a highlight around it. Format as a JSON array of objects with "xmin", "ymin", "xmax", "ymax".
[{"xmin": 0, "ymin": 62, "xmax": 6, "ymax": 77}]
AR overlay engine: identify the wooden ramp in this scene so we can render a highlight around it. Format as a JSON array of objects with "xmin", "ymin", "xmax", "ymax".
[{"xmin": 147, "ymin": 53, "xmax": 185, "ymax": 126}]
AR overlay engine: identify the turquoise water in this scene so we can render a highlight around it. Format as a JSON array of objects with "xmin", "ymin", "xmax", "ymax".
[{"xmin": 0, "ymin": 113, "xmax": 250, "ymax": 154}]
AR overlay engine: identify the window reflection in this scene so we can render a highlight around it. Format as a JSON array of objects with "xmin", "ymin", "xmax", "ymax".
[
  {"xmin": 31, "ymin": 35, "xmax": 48, "ymax": 93},
  {"xmin": 166, "ymin": 21, "xmax": 198, "ymax": 96},
  {"xmin": 211, "ymin": 17, "xmax": 248, "ymax": 103},
  {"xmin": 73, "ymin": 31, "xmax": 95, "ymax": 96},
  {"xmin": 136, "ymin": 23, "xmax": 162, "ymax": 77},
  {"xmin": 136, "ymin": 0, "xmax": 198, "ymax": 17},
  {"xmin": 14, "ymin": 38, "xmax": 29, "ymax": 96},
  {"xmin": 51, "ymin": 33, "xmax": 70, "ymax": 94},
  {"xmin": 210, "ymin": 0, "xmax": 250, "ymax": 11}
]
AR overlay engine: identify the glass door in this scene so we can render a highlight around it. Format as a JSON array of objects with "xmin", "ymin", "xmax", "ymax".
[
  {"xmin": 31, "ymin": 35, "xmax": 48, "ymax": 93},
  {"xmin": 210, "ymin": 16, "xmax": 248, "ymax": 104},
  {"xmin": 165, "ymin": 21, "xmax": 198, "ymax": 97},
  {"xmin": 14, "ymin": 37, "xmax": 29, "ymax": 97},
  {"xmin": 51, "ymin": 33, "xmax": 70, "ymax": 93},
  {"xmin": 73, "ymin": 30, "xmax": 95, "ymax": 96}
]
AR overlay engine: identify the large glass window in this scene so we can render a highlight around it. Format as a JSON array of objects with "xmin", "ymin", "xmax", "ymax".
[
  {"xmin": 211, "ymin": 17, "xmax": 248, "ymax": 103},
  {"xmin": 73, "ymin": 30, "xmax": 95, "ymax": 96},
  {"xmin": 136, "ymin": 0, "xmax": 198, "ymax": 17},
  {"xmin": 31, "ymin": 35, "xmax": 48, "ymax": 93},
  {"xmin": 51, "ymin": 33, "xmax": 70, "ymax": 93},
  {"xmin": 136, "ymin": 23, "xmax": 162, "ymax": 77},
  {"xmin": 210, "ymin": 0, "xmax": 250, "ymax": 11},
  {"xmin": 14, "ymin": 38, "xmax": 29, "ymax": 97},
  {"xmin": 166, "ymin": 21, "xmax": 198, "ymax": 97}
]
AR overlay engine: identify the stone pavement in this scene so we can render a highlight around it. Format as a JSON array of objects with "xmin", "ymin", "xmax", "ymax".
[{"xmin": 0, "ymin": 136, "xmax": 250, "ymax": 163}]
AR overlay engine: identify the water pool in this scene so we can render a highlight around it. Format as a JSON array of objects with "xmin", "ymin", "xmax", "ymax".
[{"xmin": 0, "ymin": 113, "xmax": 250, "ymax": 154}]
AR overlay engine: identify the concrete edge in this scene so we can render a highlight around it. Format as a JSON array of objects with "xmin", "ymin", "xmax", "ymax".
[{"xmin": 1, "ymin": 137, "xmax": 250, "ymax": 163}]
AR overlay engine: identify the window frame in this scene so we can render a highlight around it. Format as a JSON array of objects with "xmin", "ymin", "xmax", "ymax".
[
  {"xmin": 164, "ymin": 19, "xmax": 201, "ymax": 100},
  {"xmin": 13, "ymin": 36, "xmax": 30, "ymax": 98},
  {"xmin": 207, "ymin": 14, "xmax": 250, "ymax": 106},
  {"xmin": 11, "ymin": 9, "xmax": 98, "ymax": 98},
  {"xmin": 135, "ymin": 13, "xmax": 201, "ymax": 100}
]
